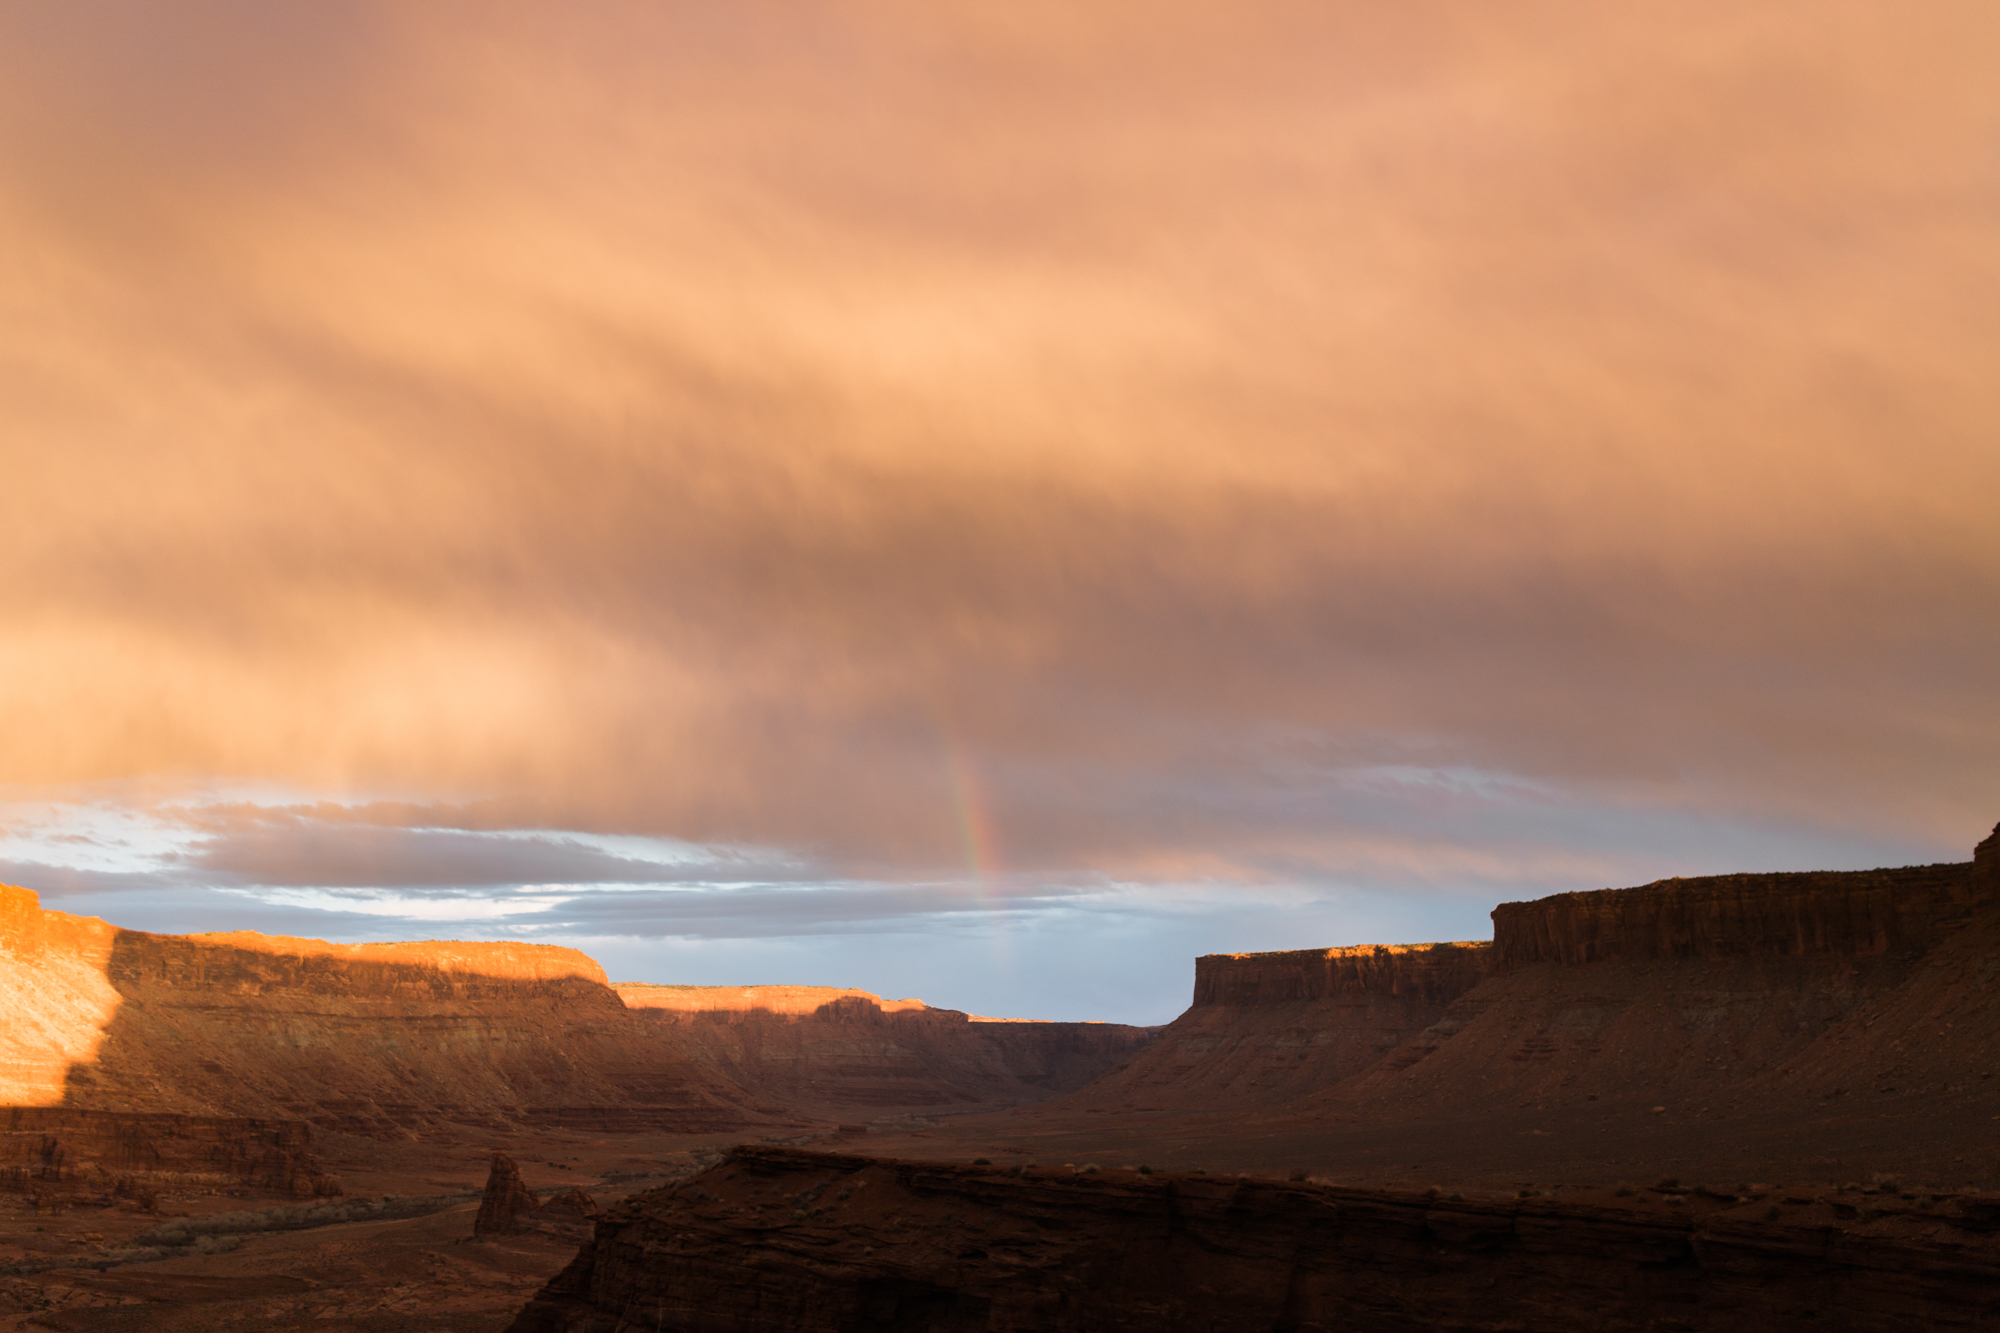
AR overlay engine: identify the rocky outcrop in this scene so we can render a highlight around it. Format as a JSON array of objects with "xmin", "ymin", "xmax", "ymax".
[
  {"xmin": 619, "ymin": 986, "xmax": 1155, "ymax": 1113},
  {"xmin": 475, "ymin": 1153, "xmax": 602, "ymax": 1240},
  {"xmin": 1491, "ymin": 861, "xmax": 1986, "ymax": 968},
  {"xmin": 1059, "ymin": 943, "xmax": 1489, "ymax": 1111},
  {"xmin": 507, "ymin": 1146, "xmax": 2000, "ymax": 1332},
  {"xmin": 476, "ymin": 1152, "xmax": 542, "ymax": 1235},
  {"xmin": 1975, "ymin": 821, "xmax": 2000, "ymax": 893},
  {"xmin": 538, "ymin": 1186, "xmax": 600, "ymax": 1220},
  {"xmin": 0, "ymin": 1108, "xmax": 339, "ymax": 1196}
]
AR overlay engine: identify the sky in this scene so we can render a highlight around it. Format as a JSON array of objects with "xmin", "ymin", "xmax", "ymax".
[{"xmin": 1, "ymin": 1, "xmax": 1995, "ymax": 1024}]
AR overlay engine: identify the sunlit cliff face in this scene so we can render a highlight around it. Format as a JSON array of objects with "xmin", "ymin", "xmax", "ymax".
[{"xmin": 0, "ymin": 2, "xmax": 1995, "ymax": 1019}]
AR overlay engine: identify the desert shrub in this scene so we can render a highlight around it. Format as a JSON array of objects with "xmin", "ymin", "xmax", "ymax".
[
  {"xmin": 1763, "ymin": 1204, "xmax": 1781, "ymax": 1221},
  {"xmin": 1287, "ymin": 1169, "xmax": 1308, "ymax": 1182},
  {"xmin": 972, "ymin": 1158, "xmax": 990, "ymax": 1166},
  {"xmin": 1613, "ymin": 1185, "xmax": 1636, "ymax": 1198},
  {"xmin": 1448, "ymin": 1193, "xmax": 1463, "ymax": 1202},
  {"xmin": 1517, "ymin": 1189, "xmax": 1532, "ymax": 1199},
  {"xmin": 1137, "ymin": 1165, "xmax": 1153, "ymax": 1175},
  {"xmin": 1657, "ymin": 1177, "xmax": 1679, "ymax": 1189},
  {"xmin": 1080, "ymin": 1164, "xmax": 1100, "ymax": 1175}
]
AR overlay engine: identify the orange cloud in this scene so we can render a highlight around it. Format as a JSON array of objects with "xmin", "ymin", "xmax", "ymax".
[{"xmin": 0, "ymin": 0, "xmax": 1994, "ymax": 878}]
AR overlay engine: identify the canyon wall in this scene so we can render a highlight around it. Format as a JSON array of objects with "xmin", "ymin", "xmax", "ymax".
[
  {"xmin": 1335, "ymin": 837, "xmax": 2000, "ymax": 1117},
  {"xmin": 1063, "ymin": 943, "xmax": 1491, "ymax": 1111},
  {"xmin": 1059, "ymin": 826, "xmax": 2000, "ymax": 1123},
  {"xmin": 508, "ymin": 1146, "xmax": 2000, "ymax": 1332},
  {"xmin": 0, "ymin": 886, "xmax": 764, "ymax": 1138},
  {"xmin": 0, "ymin": 1107, "xmax": 338, "ymax": 1197},
  {"xmin": 618, "ymin": 985, "xmax": 1156, "ymax": 1112},
  {"xmin": 2, "ymin": 886, "xmax": 1154, "ymax": 1140},
  {"xmin": 1490, "ymin": 861, "xmax": 1985, "ymax": 968},
  {"xmin": 1191, "ymin": 941, "xmax": 1494, "ymax": 1007}
]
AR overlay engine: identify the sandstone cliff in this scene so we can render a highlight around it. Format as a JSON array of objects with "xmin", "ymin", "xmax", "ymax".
[
  {"xmin": 507, "ymin": 1146, "xmax": 2000, "ymax": 1332},
  {"xmin": 1490, "ymin": 860, "xmax": 1985, "ymax": 967},
  {"xmin": 1054, "ymin": 825, "xmax": 2000, "ymax": 1127},
  {"xmin": 1334, "ymin": 837, "xmax": 1999, "ymax": 1116},
  {"xmin": 1063, "ymin": 942, "xmax": 1491, "ymax": 1111},
  {"xmin": 0, "ymin": 886, "xmax": 761, "ymax": 1138},
  {"xmin": 1, "ymin": 885, "xmax": 1153, "ymax": 1141},
  {"xmin": 618, "ymin": 985, "xmax": 1155, "ymax": 1112}
]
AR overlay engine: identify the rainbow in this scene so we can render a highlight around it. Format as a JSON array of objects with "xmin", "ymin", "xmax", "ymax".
[{"xmin": 945, "ymin": 742, "xmax": 1001, "ymax": 881}]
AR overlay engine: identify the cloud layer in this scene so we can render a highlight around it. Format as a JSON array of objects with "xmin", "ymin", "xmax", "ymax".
[{"xmin": 1, "ymin": 2, "xmax": 1995, "ymax": 1015}]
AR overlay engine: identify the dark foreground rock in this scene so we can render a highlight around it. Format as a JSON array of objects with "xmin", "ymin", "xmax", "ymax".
[{"xmin": 509, "ymin": 1146, "xmax": 2000, "ymax": 1332}]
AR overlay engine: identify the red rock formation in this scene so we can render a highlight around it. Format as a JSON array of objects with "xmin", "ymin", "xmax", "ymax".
[
  {"xmin": 0, "ymin": 885, "xmax": 765, "ymax": 1137},
  {"xmin": 1491, "ymin": 861, "xmax": 1985, "ymax": 967},
  {"xmin": 617, "ymin": 985, "xmax": 932, "ymax": 1017},
  {"xmin": 0, "ymin": 1107, "xmax": 339, "ymax": 1196},
  {"xmin": 1190, "ymin": 941, "xmax": 1494, "ymax": 1007},
  {"xmin": 618, "ymin": 986, "xmax": 1155, "ymax": 1113},
  {"xmin": 1, "ymin": 883, "xmax": 1148, "ymax": 1139},
  {"xmin": 1336, "ymin": 844, "xmax": 2000, "ymax": 1116},
  {"xmin": 476, "ymin": 1151, "xmax": 542, "ymax": 1235},
  {"xmin": 537, "ymin": 1186, "xmax": 600, "ymax": 1220},
  {"xmin": 1976, "ymin": 821, "xmax": 2000, "ymax": 893},
  {"xmin": 1053, "ymin": 829, "xmax": 2000, "ymax": 1125},
  {"xmin": 1061, "ymin": 943, "xmax": 1490, "ymax": 1111},
  {"xmin": 507, "ymin": 1147, "xmax": 2000, "ymax": 1331}
]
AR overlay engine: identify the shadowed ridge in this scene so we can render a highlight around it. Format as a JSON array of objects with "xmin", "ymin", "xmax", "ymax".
[
  {"xmin": 1490, "ymin": 860, "xmax": 1984, "ymax": 967},
  {"xmin": 619, "ymin": 987, "xmax": 1155, "ymax": 1113},
  {"xmin": 1055, "ymin": 942, "xmax": 1494, "ymax": 1111},
  {"xmin": 1046, "ymin": 823, "xmax": 1999, "ymax": 1122},
  {"xmin": 505, "ymin": 1146, "xmax": 2000, "ymax": 1332},
  {"xmin": 1330, "ymin": 828, "xmax": 2000, "ymax": 1119}
]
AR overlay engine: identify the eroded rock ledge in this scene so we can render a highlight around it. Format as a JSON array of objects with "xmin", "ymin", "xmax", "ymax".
[{"xmin": 508, "ymin": 1146, "xmax": 2000, "ymax": 1332}]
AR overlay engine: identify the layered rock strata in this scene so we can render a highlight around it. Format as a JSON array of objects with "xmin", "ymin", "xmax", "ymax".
[
  {"xmin": 1, "ymin": 885, "xmax": 1154, "ymax": 1135},
  {"xmin": 508, "ymin": 1146, "xmax": 2000, "ymax": 1332},
  {"xmin": 0, "ymin": 886, "xmax": 761, "ymax": 1137},
  {"xmin": 1065, "ymin": 943, "xmax": 1490, "ymax": 1110},
  {"xmin": 0, "ymin": 1107, "xmax": 339, "ymax": 1197},
  {"xmin": 1337, "ymin": 831, "xmax": 2000, "ymax": 1114},
  {"xmin": 619, "ymin": 986, "xmax": 1156, "ymax": 1112},
  {"xmin": 1068, "ymin": 826, "xmax": 2000, "ymax": 1119},
  {"xmin": 1491, "ymin": 861, "xmax": 1986, "ymax": 967}
]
